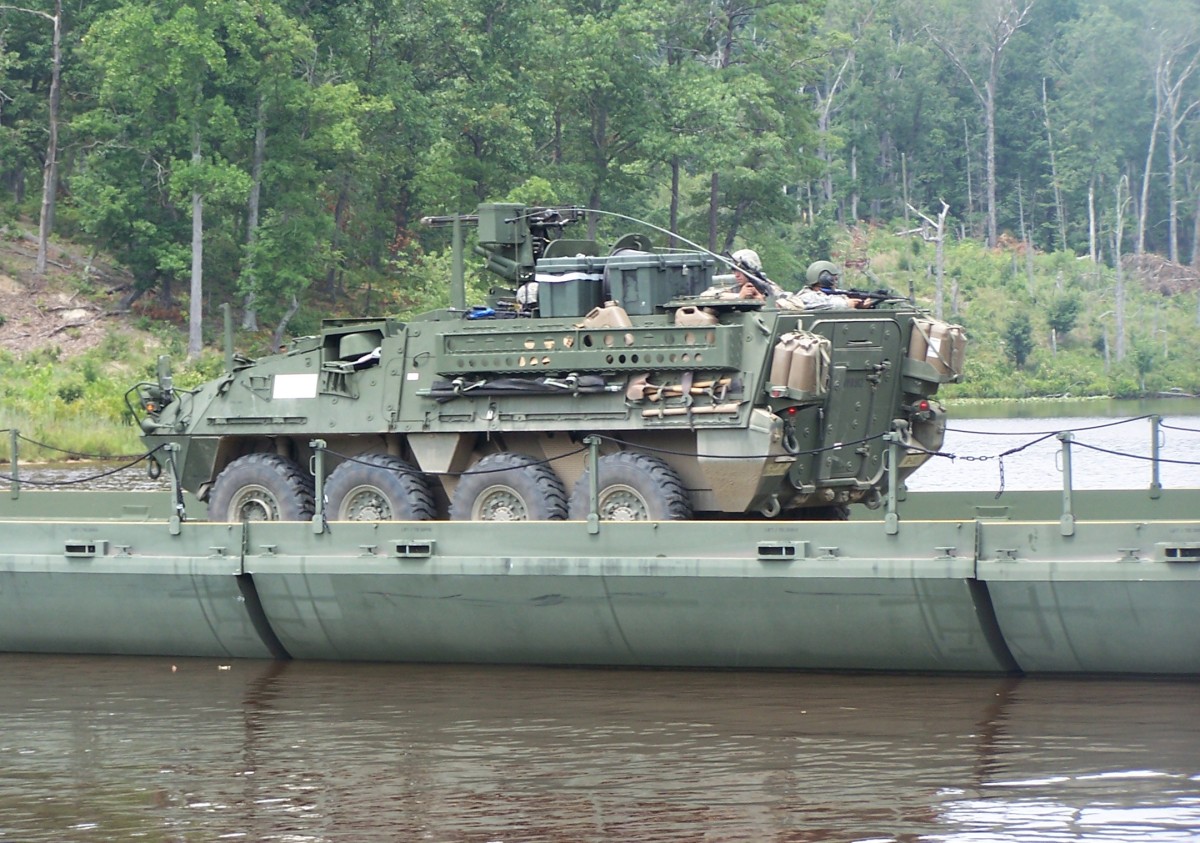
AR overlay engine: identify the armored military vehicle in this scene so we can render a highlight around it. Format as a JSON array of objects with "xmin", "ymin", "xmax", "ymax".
[{"xmin": 129, "ymin": 203, "xmax": 964, "ymax": 522}]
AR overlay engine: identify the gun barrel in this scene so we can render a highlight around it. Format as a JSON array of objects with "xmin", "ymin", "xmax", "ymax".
[{"xmin": 421, "ymin": 214, "xmax": 481, "ymax": 227}]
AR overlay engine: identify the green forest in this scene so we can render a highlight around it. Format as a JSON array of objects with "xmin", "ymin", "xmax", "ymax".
[{"xmin": 2, "ymin": 0, "xmax": 1200, "ymax": 449}]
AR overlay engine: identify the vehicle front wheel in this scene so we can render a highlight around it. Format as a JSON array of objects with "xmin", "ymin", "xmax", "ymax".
[
  {"xmin": 324, "ymin": 454, "xmax": 435, "ymax": 521},
  {"xmin": 450, "ymin": 453, "xmax": 568, "ymax": 521},
  {"xmin": 207, "ymin": 453, "xmax": 315, "ymax": 522},
  {"xmin": 568, "ymin": 452, "xmax": 692, "ymax": 521}
]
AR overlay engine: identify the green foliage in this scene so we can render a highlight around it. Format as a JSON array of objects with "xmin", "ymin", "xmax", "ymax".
[
  {"xmin": 2, "ymin": 0, "xmax": 1197, "ymax": 409},
  {"xmin": 1046, "ymin": 292, "xmax": 1082, "ymax": 338},
  {"xmin": 1004, "ymin": 313, "xmax": 1035, "ymax": 369}
]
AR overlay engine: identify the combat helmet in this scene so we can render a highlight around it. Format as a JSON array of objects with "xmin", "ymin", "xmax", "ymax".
[
  {"xmin": 805, "ymin": 260, "xmax": 841, "ymax": 287},
  {"xmin": 731, "ymin": 248, "xmax": 763, "ymax": 274}
]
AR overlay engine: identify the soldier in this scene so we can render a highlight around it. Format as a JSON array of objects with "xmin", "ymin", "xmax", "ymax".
[
  {"xmin": 790, "ymin": 260, "xmax": 869, "ymax": 310},
  {"xmin": 703, "ymin": 249, "xmax": 784, "ymax": 300},
  {"xmin": 731, "ymin": 249, "xmax": 784, "ymax": 299}
]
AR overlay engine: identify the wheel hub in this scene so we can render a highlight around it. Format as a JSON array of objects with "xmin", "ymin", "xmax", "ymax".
[
  {"xmin": 473, "ymin": 485, "xmax": 528, "ymax": 521},
  {"xmin": 598, "ymin": 484, "xmax": 649, "ymax": 521},
  {"xmin": 229, "ymin": 484, "xmax": 279, "ymax": 521},
  {"xmin": 343, "ymin": 486, "xmax": 391, "ymax": 521}
]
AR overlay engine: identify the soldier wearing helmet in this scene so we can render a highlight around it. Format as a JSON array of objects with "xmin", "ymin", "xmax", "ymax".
[
  {"xmin": 701, "ymin": 248, "xmax": 784, "ymax": 300},
  {"xmin": 729, "ymin": 249, "xmax": 783, "ymax": 299},
  {"xmin": 792, "ymin": 260, "xmax": 868, "ymax": 310}
]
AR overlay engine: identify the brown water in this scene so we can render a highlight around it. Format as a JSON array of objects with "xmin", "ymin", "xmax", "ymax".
[{"xmin": 1, "ymin": 656, "xmax": 1197, "ymax": 842}]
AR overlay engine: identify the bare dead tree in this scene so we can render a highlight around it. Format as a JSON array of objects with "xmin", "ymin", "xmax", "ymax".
[
  {"xmin": 1137, "ymin": 21, "xmax": 1200, "ymax": 259},
  {"xmin": 1160, "ymin": 46, "xmax": 1200, "ymax": 263},
  {"xmin": 1112, "ymin": 175, "xmax": 1131, "ymax": 362},
  {"xmin": 1, "ymin": 1, "xmax": 62, "ymax": 277},
  {"xmin": 1042, "ymin": 78, "xmax": 1067, "ymax": 252},
  {"xmin": 925, "ymin": 0, "xmax": 1037, "ymax": 248},
  {"xmin": 898, "ymin": 200, "xmax": 950, "ymax": 320}
]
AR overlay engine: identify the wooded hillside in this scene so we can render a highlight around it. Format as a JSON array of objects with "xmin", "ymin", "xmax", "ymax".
[{"xmin": 2, "ymin": 0, "xmax": 1199, "ymax": 398}]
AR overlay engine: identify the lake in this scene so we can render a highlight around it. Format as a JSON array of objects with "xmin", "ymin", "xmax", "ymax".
[
  {"xmin": 908, "ymin": 399, "xmax": 1200, "ymax": 492},
  {"xmin": 1, "ymin": 656, "xmax": 1197, "ymax": 843}
]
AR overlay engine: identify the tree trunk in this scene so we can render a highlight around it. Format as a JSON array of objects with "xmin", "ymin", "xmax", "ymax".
[
  {"xmin": 270, "ymin": 294, "xmax": 301, "ymax": 352},
  {"xmin": 188, "ymin": 130, "xmax": 204, "ymax": 360},
  {"xmin": 849, "ymin": 143, "xmax": 859, "ymax": 221},
  {"xmin": 325, "ymin": 172, "xmax": 351, "ymax": 297},
  {"xmin": 1192, "ymin": 188, "xmax": 1200, "ymax": 268},
  {"xmin": 1163, "ymin": 56, "xmax": 1200, "ymax": 265},
  {"xmin": 962, "ymin": 119, "xmax": 973, "ymax": 226},
  {"xmin": 668, "ymin": 157, "xmax": 680, "ymax": 250},
  {"xmin": 1136, "ymin": 65, "xmax": 1163, "ymax": 257},
  {"xmin": 983, "ymin": 76, "xmax": 998, "ymax": 247},
  {"xmin": 1087, "ymin": 177, "xmax": 1097, "ymax": 263},
  {"xmin": 1113, "ymin": 177, "xmax": 1128, "ymax": 362},
  {"xmin": 241, "ymin": 93, "xmax": 267, "ymax": 331},
  {"xmin": 1016, "ymin": 176, "xmax": 1034, "ymax": 294},
  {"xmin": 34, "ymin": 0, "xmax": 62, "ymax": 277},
  {"xmin": 1167, "ymin": 124, "xmax": 1179, "ymax": 264},
  {"xmin": 905, "ymin": 201, "xmax": 949, "ymax": 320},
  {"xmin": 708, "ymin": 172, "xmax": 719, "ymax": 253},
  {"xmin": 1043, "ymin": 78, "xmax": 1067, "ymax": 252}
]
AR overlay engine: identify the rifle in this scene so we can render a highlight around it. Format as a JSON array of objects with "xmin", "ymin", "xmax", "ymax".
[
  {"xmin": 721, "ymin": 254, "xmax": 777, "ymax": 299},
  {"xmin": 821, "ymin": 286, "xmax": 900, "ymax": 307}
]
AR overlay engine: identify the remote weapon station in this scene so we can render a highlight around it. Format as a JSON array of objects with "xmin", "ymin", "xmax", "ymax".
[{"xmin": 130, "ymin": 204, "xmax": 964, "ymax": 523}]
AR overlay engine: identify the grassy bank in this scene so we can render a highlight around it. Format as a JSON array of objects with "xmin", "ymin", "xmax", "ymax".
[{"xmin": 0, "ymin": 336, "xmax": 223, "ymax": 463}]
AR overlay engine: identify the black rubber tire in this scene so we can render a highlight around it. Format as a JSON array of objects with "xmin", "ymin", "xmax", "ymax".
[
  {"xmin": 207, "ymin": 453, "xmax": 315, "ymax": 522},
  {"xmin": 568, "ymin": 452, "xmax": 693, "ymax": 521},
  {"xmin": 449, "ymin": 452, "xmax": 568, "ymax": 521},
  {"xmin": 324, "ymin": 454, "xmax": 435, "ymax": 521}
]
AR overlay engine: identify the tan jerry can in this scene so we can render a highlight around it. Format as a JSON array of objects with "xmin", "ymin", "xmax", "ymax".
[
  {"xmin": 908, "ymin": 318, "xmax": 967, "ymax": 378},
  {"xmin": 769, "ymin": 332, "xmax": 802, "ymax": 385},
  {"xmin": 580, "ymin": 300, "xmax": 633, "ymax": 329},
  {"xmin": 786, "ymin": 332, "xmax": 831, "ymax": 395},
  {"xmin": 674, "ymin": 305, "xmax": 719, "ymax": 326}
]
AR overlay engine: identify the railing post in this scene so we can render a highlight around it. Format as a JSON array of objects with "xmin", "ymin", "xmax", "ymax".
[
  {"xmin": 584, "ymin": 435, "xmax": 600, "ymax": 535},
  {"xmin": 163, "ymin": 442, "xmax": 183, "ymax": 535},
  {"xmin": 883, "ymin": 431, "xmax": 900, "ymax": 535},
  {"xmin": 9, "ymin": 428, "xmax": 19, "ymax": 499},
  {"xmin": 1149, "ymin": 415, "xmax": 1163, "ymax": 500},
  {"xmin": 309, "ymin": 439, "xmax": 327, "ymax": 534},
  {"xmin": 1057, "ymin": 431, "xmax": 1075, "ymax": 537}
]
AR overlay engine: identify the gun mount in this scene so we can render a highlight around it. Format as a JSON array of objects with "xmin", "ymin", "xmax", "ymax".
[{"xmin": 130, "ymin": 202, "xmax": 965, "ymax": 523}]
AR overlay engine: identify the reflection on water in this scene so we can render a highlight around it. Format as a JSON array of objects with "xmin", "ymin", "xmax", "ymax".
[
  {"xmin": 9, "ymin": 460, "xmax": 169, "ymax": 492},
  {"xmin": 1, "ymin": 656, "xmax": 1197, "ymax": 842}
]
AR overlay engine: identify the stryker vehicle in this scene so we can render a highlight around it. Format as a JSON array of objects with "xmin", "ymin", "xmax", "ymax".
[{"xmin": 128, "ymin": 203, "xmax": 965, "ymax": 523}]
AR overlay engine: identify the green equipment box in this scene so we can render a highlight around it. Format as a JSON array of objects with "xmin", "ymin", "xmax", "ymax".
[
  {"xmin": 535, "ymin": 256, "xmax": 607, "ymax": 317},
  {"xmin": 606, "ymin": 253, "xmax": 715, "ymax": 315}
]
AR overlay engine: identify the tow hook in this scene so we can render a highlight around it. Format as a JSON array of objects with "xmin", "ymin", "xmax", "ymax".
[{"xmin": 759, "ymin": 495, "xmax": 782, "ymax": 518}]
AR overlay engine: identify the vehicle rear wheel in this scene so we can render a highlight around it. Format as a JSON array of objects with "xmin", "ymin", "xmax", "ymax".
[
  {"xmin": 568, "ymin": 452, "xmax": 692, "ymax": 521},
  {"xmin": 450, "ymin": 452, "xmax": 568, "ymax": 521},
  {"xmin": 324, "ymin": 454, "xmax": 435, "ymax": 521},
  {"xmin": 208, "ymin": 453, "xmax": 315, "ymax": 522}
]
